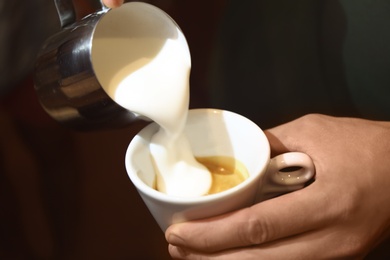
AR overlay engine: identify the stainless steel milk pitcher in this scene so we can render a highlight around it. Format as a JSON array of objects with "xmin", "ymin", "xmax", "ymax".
[{"xmin": 34, "ymin": 0, "xmax": 141, "ymax": 130}]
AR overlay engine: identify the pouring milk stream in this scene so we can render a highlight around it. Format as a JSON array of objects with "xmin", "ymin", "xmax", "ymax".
[{"xmin": 91, "ymin": 3, "xmax": 212, "ymax": 197}]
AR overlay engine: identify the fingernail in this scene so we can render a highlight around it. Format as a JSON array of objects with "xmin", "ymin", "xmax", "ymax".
[
  {"xmin": 166, "ymin": 231, "xmax": 184, "ymax": 245},
  {"xmin": 169, "ymin": 244, "xmax": 188, "ymax": 258},
  {"xmin": 166, "ymin": 225, "xmax": 181, "ymax": 244}
]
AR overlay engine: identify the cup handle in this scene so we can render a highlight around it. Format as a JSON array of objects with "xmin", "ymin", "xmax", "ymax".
[{"xmin": 256, "ymin": 152, "xmax": 315, "ymax": 202}]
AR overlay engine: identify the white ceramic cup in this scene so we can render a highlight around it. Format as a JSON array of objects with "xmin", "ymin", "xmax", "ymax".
[{"xmin": 125, "ymin": 108, "xmax": 315, "ymax": 231}]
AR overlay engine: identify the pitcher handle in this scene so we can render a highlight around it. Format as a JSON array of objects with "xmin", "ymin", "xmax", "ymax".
[{"xmin": 54, "ymin": 0, "xmax": 76, "ymax": 28}]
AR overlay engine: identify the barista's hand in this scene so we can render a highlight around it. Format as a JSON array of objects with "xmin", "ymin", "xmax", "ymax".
[
  {"xmin": 165, "ymin": 114, "xmax": 390, "ymax": 259},
  {"xmin": 102, "ymin": 0, "xmax": 124, "ymax": 8}
]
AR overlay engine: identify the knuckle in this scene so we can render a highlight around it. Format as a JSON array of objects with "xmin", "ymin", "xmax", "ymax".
[
  {"xmin": 338, "ymin": 236, "xmax": 371, "ymax": 259},
  {"xmin": 294, "ymin": 113, "xmax": 328, "ymax": 130},
  {"xmin": 239, "ymin": 208, "xmax": 275, "ymax": 245}
]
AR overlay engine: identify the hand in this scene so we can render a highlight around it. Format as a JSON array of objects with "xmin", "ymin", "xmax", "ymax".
[
  {"xmin": 102, "ymin": 0, "xmax": 124, "ymax": 8},
  {"xmin": 165, "ymin": 114, "xmax": 390, "ymax": 259}
]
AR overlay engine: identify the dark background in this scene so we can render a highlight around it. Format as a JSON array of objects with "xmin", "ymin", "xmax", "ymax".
[{"xmin": 1, "ymin": 0, "xmax": 389, "ymax": 259}]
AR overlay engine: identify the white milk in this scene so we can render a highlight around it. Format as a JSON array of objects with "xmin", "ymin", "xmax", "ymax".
[{"xmin": 91, "ymin": 3, "xmax": 212, "ymax": 197}]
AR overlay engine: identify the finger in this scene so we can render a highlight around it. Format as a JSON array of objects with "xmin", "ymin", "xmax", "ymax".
[
  {"xmin": 102, "ymin": 0, "xmax": 124, "ymax": 8},
  {"xmin": 168, "ymin": 226, "xmax": 357, "ymax": 260},
  {"xmin": 166, "ymin": 181, "xmax": 333, "ymax": 253}
]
